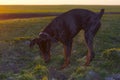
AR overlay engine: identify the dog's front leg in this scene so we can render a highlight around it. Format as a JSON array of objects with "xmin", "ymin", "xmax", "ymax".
[{"xmin": 60, "ymin": 40, "xmax": 73, "ymax": 69}]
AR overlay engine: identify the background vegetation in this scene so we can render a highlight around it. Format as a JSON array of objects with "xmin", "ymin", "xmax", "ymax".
[{"xmin": 0, "ymin": 5, "xmax": 120, "ymax": 13}]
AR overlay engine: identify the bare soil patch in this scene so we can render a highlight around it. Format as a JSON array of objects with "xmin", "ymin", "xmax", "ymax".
[
  {"xmin": 0, "ymin": 12, "xmax": 120, "ymax": 20},
  {"xmin": 0, "ymin": 13, "xmax": 60, "ymax": 20}
]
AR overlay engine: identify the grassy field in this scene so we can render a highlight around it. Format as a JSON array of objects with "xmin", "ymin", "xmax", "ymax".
[
  {"xmin": 0, "ymin": 5, "xmax": 120, "ymax": 80},
  {"xmin": 0, "ymin": 5, "xmax": 120, "ymax": 13}
]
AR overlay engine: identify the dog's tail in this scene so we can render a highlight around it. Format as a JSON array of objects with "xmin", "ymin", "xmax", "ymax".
[{"xmin": 97, "ymin": 9, "xmax": 105, "ymax": 19}]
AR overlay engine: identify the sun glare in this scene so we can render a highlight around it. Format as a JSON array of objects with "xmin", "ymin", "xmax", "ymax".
[{"xmin": 0, "ymin": 0, "xmax": 120, "ymax": 5}]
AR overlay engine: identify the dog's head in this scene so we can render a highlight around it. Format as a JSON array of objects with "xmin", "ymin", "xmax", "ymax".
[{"xmin": 30, "ymin": 35, "xmax": 51, "ymax": 63}]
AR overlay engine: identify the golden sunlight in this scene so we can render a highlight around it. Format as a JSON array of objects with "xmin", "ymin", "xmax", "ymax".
[{"xmin": 0, "ymin": 0, "xmax": 120, "ymax": 5}]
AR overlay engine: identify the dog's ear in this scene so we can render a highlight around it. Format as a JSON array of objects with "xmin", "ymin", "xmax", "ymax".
[
  {"xmin": 96, "ymin": 9, "xmax": 105, "ymax": 20},
  {"xmin": 29, "ymin": 38, "xmax": 40, "ymax": 48}
]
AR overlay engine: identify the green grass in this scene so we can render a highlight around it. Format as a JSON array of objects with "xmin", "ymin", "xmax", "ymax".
[
  {"xmin": 0, "ymin": 17, "xmax": 54, "ymax": 41},
  {"xmin": 0, "ymin": 7, "xmax": 120, "ymax": 79},
  {"xmin": 0, "ymin": 5, "xmax": 120, "ymax": 13}
]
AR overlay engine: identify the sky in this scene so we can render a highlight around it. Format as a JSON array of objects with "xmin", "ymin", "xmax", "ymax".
[{"xmin": 0, "ymin": 0, "xmax": 120, "ymax": 5}]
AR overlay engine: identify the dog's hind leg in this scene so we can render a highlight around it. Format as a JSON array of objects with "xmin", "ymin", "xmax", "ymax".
[
  {"xmin": 84, "ymin": 31, "xmax": 95, "ymax": 66},
  {"xmin": 60, "ymin": 40, "xmax": 73, "ymax": 69},
  {"xmin": 84, "ymin": 22, "xmax": 101, "ymax": 66}
]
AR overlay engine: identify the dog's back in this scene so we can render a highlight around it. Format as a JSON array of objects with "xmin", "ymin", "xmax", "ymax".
[{"xmin": 56, "ymin": 9, "xmax": 97, "ymax": 34}]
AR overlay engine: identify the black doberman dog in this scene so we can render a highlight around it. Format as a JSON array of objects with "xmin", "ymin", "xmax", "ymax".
[{"xmin": 30, "ymin": 9, "xmax": 104, "ymax": 69}]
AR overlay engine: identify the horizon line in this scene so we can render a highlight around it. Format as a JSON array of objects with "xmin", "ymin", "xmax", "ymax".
[{"xmin": 0, "ymin": 4, "xmax": 120, "ymax": 6}]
